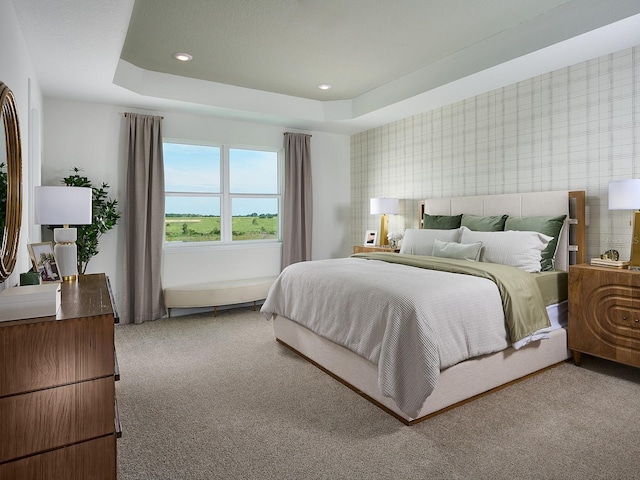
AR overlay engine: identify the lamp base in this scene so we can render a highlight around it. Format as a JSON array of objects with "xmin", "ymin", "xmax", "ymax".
[
  {"xmin": 379, "ymin": 214, "xmax": 389, "ymax": 246},
  {"xmin": 53, "ymin": 227, "xmax": 79, "ymax": 282}
]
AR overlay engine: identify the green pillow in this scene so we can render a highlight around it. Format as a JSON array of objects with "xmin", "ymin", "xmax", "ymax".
[
  {"xmin": 461, "ymin": 214, "xmax": 508, "ymax": 232},
  {"xmin": 504, "ymin": 215, "xmax": 566, "ymax": 271},
  {"xmin": 432, "ymin": 239, "xmax": 483, "ymax": 261},
  {"xmin": 423, "ymin": 214, "xmax": 462, "ymax": 230}
]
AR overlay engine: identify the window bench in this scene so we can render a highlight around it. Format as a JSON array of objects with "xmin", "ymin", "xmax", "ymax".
[{"xmin": 164, "ymin": 276, "xmax": 278, "ymax": 317}]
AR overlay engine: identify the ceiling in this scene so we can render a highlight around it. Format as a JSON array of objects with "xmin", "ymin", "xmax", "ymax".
[{"xmin": 11, "ymin": 0, "xmax": 640, "ymax": 134}]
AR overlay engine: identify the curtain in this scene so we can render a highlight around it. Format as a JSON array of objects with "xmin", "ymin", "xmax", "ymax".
[
  {"xmin": 282, "ymin": 132, "xmax": 312, "ymax": 269},
  {"xmin": 121, "ymin": 113, "xmax": 166, "ymax": 324}
]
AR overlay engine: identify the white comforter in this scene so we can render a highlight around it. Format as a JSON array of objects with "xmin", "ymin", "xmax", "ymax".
[{"xmin": 261, "ymin": 257, "xmax": 511, "ymax": 418}]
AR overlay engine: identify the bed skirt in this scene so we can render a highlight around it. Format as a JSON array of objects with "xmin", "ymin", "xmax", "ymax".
[{"xmin": 273, "ymin": 315, "xmax": 570, "ymax": 425}]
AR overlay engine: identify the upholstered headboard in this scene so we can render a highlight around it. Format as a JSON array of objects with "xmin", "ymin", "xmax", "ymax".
[{"xmin": 419, "ymin": 191, "xmax": 586, "ymax": 271}]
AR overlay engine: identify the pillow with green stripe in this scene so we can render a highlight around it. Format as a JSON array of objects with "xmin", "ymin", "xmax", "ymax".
[
  {"xmin": 432, "ymin": 239, "xmax": 483, "ymax": 261},
  {"xmin": 461, "ymin": 214, "xmax": 508, "ymax": 232},
  {"xmin": 423, "ymin": 214, "xmax": 462, "ymax": 230},
  {"xmin": 504, "ymin": 215, "xmax": 566, "ymax": 271}
]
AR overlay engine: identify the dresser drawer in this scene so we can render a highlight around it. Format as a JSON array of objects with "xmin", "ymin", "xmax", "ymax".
[
  {"xmin": 0, "ymin": 377, "xmax": 115, "ymax": 463},
  {"xmin": 0, "ymin": 434, "xmax": 116, "ymax": 480},
  {"xmin": 0, "ymin": 315, "xmax": 114, "ymax": 396}
]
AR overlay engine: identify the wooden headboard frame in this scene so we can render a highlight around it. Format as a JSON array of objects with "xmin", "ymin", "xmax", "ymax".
[{"xmin": 419, "ymin": 191, "xmax": 586, "ymax": 271}]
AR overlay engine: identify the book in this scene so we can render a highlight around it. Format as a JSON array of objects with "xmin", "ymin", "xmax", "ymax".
[
  {"xmin": 0, "ymin": 283, "xmax": 61, "ymax": 321},
  {"xmin": 590, "ymin": 258, "xmax": 630, "ymax": 268}
]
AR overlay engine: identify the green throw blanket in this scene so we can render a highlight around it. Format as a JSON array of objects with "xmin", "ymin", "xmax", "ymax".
[{"xmin": 352, "ymin": 253, "xmax": 550, "ymax": 344}]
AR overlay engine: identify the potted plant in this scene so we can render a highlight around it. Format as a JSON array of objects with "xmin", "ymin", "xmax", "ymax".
[
  {"xmin": 0, "ymin": 162, "xmax": 6, "ymax": 232},
  {"xmin": 55, "ymin": 167, "xmax": 120, "ymax": 274}
]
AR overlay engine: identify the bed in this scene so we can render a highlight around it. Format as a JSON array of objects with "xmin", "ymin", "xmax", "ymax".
[{"xmin": 262, "ymin": 190, "xmax": 586, "ymax": 425}]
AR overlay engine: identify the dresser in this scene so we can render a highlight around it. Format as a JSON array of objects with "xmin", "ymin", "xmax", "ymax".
[
  {"xmin": 568, "ymin": 264, "xmax": 640, "ymax": 368},
  {"xmin": 0, "ymin": 273, "xmax": 119, "ymax": 479}
]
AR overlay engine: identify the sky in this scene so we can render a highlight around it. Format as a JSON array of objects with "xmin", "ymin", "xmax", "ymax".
[{"xmin": 163, "ymin": 143, "xmax": 279, "ymax": 216}]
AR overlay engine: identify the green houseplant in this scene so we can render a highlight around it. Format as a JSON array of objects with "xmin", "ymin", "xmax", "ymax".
[
  {"xmin": 0, "ymin": 162, "xmax": 7, "ymax": 232},
  {"xmin": 56, "ymin": 167, "xmax": 120, "ymax": 274}
]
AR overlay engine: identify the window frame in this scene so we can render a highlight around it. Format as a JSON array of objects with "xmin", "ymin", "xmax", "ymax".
[{"xmin": 163, "ymin": 139, "xmax": 283, "ymax": 248}]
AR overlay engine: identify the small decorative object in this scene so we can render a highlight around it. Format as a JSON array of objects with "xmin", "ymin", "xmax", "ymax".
[
  {"xmin": 590, "ymin": 257, "xmax": 630, "ymax": 268},
  {"xmin": 591, "ymin": 250, "xmax": 628, "ymax": 268},
  {"xmin": 387, "ymin": 231, "xmax": 403, "ymax": 249},
  {"xmin": 364, "ymin": 229, "xmax": 377, "ymax": 246},
  {"xmin": 27, "ymin": 242, "xmax": 62, "ymax": 283},
  {"xmin": 20, "ymin": 269, "xmax": 41, "ymax": 286}
]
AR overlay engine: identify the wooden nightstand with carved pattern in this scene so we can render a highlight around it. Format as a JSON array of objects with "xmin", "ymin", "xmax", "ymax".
[{"xmin": 568, "ymin": 264, "xmax": 640, "ymax": 368}]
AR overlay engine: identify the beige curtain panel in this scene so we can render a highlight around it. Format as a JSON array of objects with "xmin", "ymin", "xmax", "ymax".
[
  {"xmin": 121, "ymin": 113, "xmax": 166, "ymax": 324},
  {"xmin": 282, "ymin": 132, "xmax": 312, "ymax": 269}
]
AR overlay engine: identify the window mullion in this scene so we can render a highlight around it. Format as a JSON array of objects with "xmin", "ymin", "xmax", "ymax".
[{"xmin": 221, "ymin": 146, "xmax": 231, "ymax": 242}]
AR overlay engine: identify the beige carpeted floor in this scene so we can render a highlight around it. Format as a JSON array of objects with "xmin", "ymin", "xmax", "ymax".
[{"xmin": 114, "ymin": 308, "xmax": 640, "ymax": 480}]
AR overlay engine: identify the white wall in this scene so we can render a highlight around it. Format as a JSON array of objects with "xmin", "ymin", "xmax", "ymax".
[
  {"xmin": 0, "ymin": 0, "xmax": 43, "ymax": 289},
  {"xmin": 42, "ymin": 100, "xmax": 351, "ymax": 311}
]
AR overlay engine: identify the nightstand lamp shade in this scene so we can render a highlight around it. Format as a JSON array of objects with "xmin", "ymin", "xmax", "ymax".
[
  {"xmin": 34, "ymin": 186, "xmax": 92, "ymax": 281},
  {"xmin": 370, "ymin": 197, "xmax": 399, "ymax": 246},
  {"xmin": 608, "ymin": 179, "xmax": 640, "ymax": 267}
]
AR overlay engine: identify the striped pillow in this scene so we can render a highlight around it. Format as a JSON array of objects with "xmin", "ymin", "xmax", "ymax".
[{"xmin": 459, "ymin": 227, "xmax": 552, "ymax": 272}]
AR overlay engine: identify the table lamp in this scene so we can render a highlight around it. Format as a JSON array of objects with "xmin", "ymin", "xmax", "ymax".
[
  {"xmin": 608, "ymin": 179, "xmax": 640, "ymax": 268},
  {"xmin": 370, "ymin": 198, "xmax": 399, "ymax": 246},
  {"xmin": 34, "ymin": 186, "xmax": 92, "ymax": 281}
]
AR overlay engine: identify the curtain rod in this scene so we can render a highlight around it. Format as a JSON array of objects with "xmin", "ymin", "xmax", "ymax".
[
  {"xmin": 283, "ymin": 132, "xmax": 312, "ymax": 136},
  {"xmin": 124, "ymin": 112, "xmax": 164, "ymax": 119}
]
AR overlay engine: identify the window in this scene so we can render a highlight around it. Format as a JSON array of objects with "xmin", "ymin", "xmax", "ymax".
[{"xmin": 163, "ymin": 142, "xmax": 281, "ymax": 245}]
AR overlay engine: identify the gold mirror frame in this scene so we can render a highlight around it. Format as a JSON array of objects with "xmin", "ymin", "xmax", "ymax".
[{"xmin": 0, "ymin": 81, "xmax": 23, "ymax": 282}]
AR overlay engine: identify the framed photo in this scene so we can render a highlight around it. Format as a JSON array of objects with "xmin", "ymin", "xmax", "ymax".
[
  {"xmin": 364, "ymin": 230, "xmax": 377, "ymax": 246},
  {"xmin": 27, "ymin": 242, "xmax": 62, "ymax": 283}
]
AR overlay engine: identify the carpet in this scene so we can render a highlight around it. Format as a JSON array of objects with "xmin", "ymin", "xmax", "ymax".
[{"xmin": 114, "ymin": 308, "xmax": 640, "ymax": 480}]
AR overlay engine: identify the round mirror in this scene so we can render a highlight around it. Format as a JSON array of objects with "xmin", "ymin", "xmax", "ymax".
[{"xmin": 0, "ymin": 81, "xmax": 23, "ymax": 282}]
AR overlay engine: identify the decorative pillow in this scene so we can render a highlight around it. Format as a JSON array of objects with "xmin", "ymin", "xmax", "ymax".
[
  {"xmin": 432, "ymin": 239, "xmax": 483, "ymax": 261},
  {"xmin": 459, "ymin": 227, "xmax": 552, "ymax": 272},
  {"xmin": 461, "ymin": 214, "xmax": 508, "ymax": 232},
  {"xmin": 399, "ymin": 228, "xmax": 462, "ymax": 255},
  {"xmin": 504, "ymin": 215, "xmax": 566, "ymax": 271},
  {"xmin": 423, "ymin": 214, "xmax": 462, "ymax": 230}
]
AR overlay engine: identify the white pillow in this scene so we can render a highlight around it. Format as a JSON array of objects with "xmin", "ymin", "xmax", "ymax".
[
  {"xmin": 459, "ymin": 226, "xmax": 552, "ymax": 272},
  {"xmin": 399, "ymin": 228, "xmax": 461, "ymax": 255},
  {"xmin": 432, "ymin": 239, "xmax": 483, "ymax": 261}
]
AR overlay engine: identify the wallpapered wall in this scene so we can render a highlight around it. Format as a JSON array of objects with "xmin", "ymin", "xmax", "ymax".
[{"xmin": 351, "ymin": 45, "xmax": 640, "ymax": 262}]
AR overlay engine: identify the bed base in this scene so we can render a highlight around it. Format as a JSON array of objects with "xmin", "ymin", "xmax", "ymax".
[{"xmin": 274, "ymin": 315, "xmax": 569, "ymax": 425}]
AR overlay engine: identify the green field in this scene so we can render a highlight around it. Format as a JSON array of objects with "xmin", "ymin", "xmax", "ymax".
[{"xmin": 165, "ymin": 214, "xmax": 278, "ymax": 242}]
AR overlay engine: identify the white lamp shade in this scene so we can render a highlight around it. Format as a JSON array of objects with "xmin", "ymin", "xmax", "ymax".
[
  {"xmin": 34, "ymin": 186, "xmax": 92, "ymax": 225},
  {"xmin": 608, "ymin": 179, "xmax": 640, "ymax": 210},
  {"xmin": 370, "ymin": 198, "xmax": 399, "ymax": 215}
]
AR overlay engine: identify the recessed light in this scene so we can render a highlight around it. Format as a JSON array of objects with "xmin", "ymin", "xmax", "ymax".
[
  {"xmin": 173, "ymin": 52, "xmax": 193, "ymax": 62},
  {"xmin": 317, "ymin": 83, "xmax": 332, "ymax": 90}
]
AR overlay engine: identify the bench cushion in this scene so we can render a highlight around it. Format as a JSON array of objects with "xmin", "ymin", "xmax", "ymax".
[{"xmin": 164, "ymin": 276, "xmax": 277, "ymax": 309}]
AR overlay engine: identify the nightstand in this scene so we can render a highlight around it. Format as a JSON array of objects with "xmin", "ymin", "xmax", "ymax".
[
  {"xmin": 568, "ymin": 264, "xmax": 640, "ymax": 368},
  {"xmin": 353, "ymin": 245, "xmax": 400, "ymax": 254}
]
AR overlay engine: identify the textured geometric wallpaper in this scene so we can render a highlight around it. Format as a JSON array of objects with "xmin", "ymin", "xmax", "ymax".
[{"xmin": 351, "ymin": 45, "xmax": 640, "ymax": 261}]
